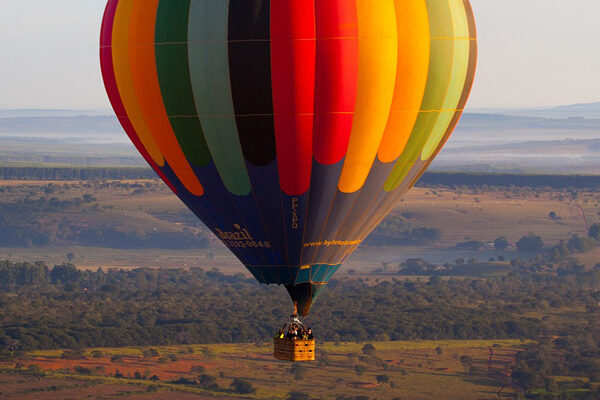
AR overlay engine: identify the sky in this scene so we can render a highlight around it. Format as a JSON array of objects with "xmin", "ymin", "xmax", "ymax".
[{"xmin": 0, "ymin": 0, "xmax": 599, "ymax": 110}]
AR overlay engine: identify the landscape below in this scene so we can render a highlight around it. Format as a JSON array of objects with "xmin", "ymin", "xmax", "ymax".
[{"xmin": 1, "ymin": 169, "xmax": 600, "ymax": 399}]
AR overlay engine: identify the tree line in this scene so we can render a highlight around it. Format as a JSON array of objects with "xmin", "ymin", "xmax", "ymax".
[
  {"xmin": 3, "ymin": 166, "xmax": 600, "ymax": 191},
  {"xmin": 0, "ymin": 166, "xmax": 154, "ymax": 181},
  {"xmin": 0, "ymin": 260, "xmax": 598, "ymax": 354},
  {"xmin": 418, "ymin": 172, "xmax": 600, "ymax": 190}
]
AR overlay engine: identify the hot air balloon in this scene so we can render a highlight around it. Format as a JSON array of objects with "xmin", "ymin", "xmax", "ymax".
[{"xmin": 100, "ymin": 0, "xmax": 477, "ymax": 358}]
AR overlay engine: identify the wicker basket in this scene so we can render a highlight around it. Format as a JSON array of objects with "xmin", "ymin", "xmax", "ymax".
[{"xmin": 273, "ymin": 338, "xmax": 315, "ymax": 361}]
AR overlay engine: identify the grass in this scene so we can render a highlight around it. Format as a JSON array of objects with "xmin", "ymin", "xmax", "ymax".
[{"xmin": 3, "ymin": 340, "xmax": 533, "ymax": 400}]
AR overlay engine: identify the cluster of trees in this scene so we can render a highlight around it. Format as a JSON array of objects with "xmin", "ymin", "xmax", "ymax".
[
  {"xmin": 452, "ymin": 224, "xmax": 600, "ymax": 268},
  {"xmin": 365, "ymin": 213, "xmax": 441, "ymax": 246},
  {"xmin": 0, "ymin": 195, "xmax": 96, "ymax": 246},
  {"xmin": 0, "ymin": 166, "xmax": 154, "ymax": 181},
  {"xmin": 6, "ymin": 167, "xmax": 600, "ymax": 190},
  {"xmin": 454, "ymin": 234, "xmax": 544, "ymax": 253},
  {"xmin": 396, "ymin": 258, "xmax": 510, "ymax": 277},
  {"xmin": 0, "ymin": 260, "xmax": 599, "ymax": 352},
  {"xmin": 511, "ymin": 328, "xmax": 600, "ymax": 398},
  {"xmin": 0, "ymin": 187, "xmax": 209, "ymax": 249},
  {"xmin": 418, "ymin": 172, "xmax": 600, "ymax": 190},
  {"xmin": 169, "ymin": 375, "xmax": 255, "ymax": 394},
  {"xmin": 539, "ymin": 223, "xmax": 600, "ymax": 264}
]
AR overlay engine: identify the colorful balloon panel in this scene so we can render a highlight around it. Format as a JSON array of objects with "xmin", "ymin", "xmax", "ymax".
[{"xmin": 100, "ymin": 0, "xmax": 477, "ymax": 315}]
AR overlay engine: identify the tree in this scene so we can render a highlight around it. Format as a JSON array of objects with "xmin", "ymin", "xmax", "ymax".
[
  {"xmin": 287, "ymin": 392, "xmax": 310, "ymax": 400},
  {"xmin": 230, "ymin": 378, "xmax": 256, "ymax": 394},
  {"xmin": 362, "ymin": 343, "xmax": 376, "ymax": 356},
  {"xmin": 460, "ymin": 355, "xmax": 473, "ymax": 371},
  {"xmin": 50, "ymin": 263, "xmax": 81, "ymax": 284},
  {"xmin": 197, "ymin": 374, "xmax": 218, "ymax": 389},
  {"xmin": 435, "ymin": 346, "xmax": 443, "ymax": 355},
  {"xmin": 568, "ymin": 234, "xmax": 598, "ymax": 253},
  {"xmin": 494, "ymin": 236, "xmax": 510, "ymax": 251},
  {"xmin": 516, "ymin": 234, "xmax": 543, "ymax": 252},
  {"xmin": 376, "ymin": 374, "xmax": 390, "ymax": 384}
]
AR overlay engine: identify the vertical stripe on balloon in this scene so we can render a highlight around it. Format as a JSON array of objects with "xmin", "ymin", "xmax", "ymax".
[
  {"xmin": 337, "ymin": 0, "xmax": 398, "ymax": 194},
  {"xmin": 271, "ymin": 0, "xmax": 316, "ymax": 196},
  {"xmin": 313, "ymin": 0, "xmax": 359, "ymax": 165},
  {"xmin": 188, "ymin": 0, "xmax": 252, "ymax": 196},
  {"xmin": 155, "ymin": 0, "xmax": 212, "ymax": 168},
  {"xmin": 100, "ymin": 0, "xmax": 177, "ymax": 193},
  {"xmin": 420, "ymin": 0, "xmax": 470, "ymax": 160},
  {"xmin": 383, "ymin": 0, "xmax": 456, "ymax": 192},
  {"xmin": 421, "ymin": 0, "xmax": 477, "ymax": 161},
  {"xmin": 128, "ymin": 0, "xmax": 204, "ymax": 196},
  {"xmin": 228, "ymin": 0, "xmax": 276, "ymax": 166},
  {"xmin": 111, "ymin": 0, "xmax": 165, "ymax": 167},
  {"xmin": 377, "ymin": 0, "xmax": 430, "ymax": 163}
]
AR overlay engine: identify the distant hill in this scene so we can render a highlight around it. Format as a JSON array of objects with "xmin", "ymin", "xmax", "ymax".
[
  {"xmin": 1, "ymin": 103, "xmax": 600, "ymax": 172},
  {"xmin": 469, "ymin": 101, "xmax": 600, "ymax": 119},
  {"xmin": 0, "ymin": 115, "xmax": 121, "ymax": 135},
  {"xmin": 0, "ymin": 109, "xmax": 111, "ymax": 118}
]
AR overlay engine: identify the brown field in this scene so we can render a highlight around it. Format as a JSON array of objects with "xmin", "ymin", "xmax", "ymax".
[
  {"xmin": 0, "ymin": 340, "xmax": 527, "ymax": 400},
  {"xmin": 1, "ymin": 180, "xmax": 598, "ymax": 272},
  {"xmin": 399, "ymin": 187, "xmax": 591, "ymax": 246}
]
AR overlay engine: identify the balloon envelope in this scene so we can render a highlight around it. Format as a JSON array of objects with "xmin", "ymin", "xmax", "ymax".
[{"xmin": 100, "ymin": 0, "xmax": 477, "ymax": 315}]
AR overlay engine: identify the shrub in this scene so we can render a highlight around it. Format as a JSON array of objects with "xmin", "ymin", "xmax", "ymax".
[
  {"xmin": 230, "ymin": 378, "xmax": 257, "ymax": 394},
  {"xmin": 74, "ymin": 366, "xmax": 92, "ymax": 375},
  {"xmin": 197, "ymin": 374, "xmax": 218, "ymax": 389},
  {"xmin": 516, "ymin": 234, "xmax": 544, "ymax": 251},
  {"xmin": 172, "ymin": 377, "xmax": 196, "ymax": 385},
  {"xmin": 361, "ymin": 343, "xmax": 376, "ymax": 355},
  {"xmin": 287, "ymin": 392, "xmax": 310, "ymax": 400}
]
